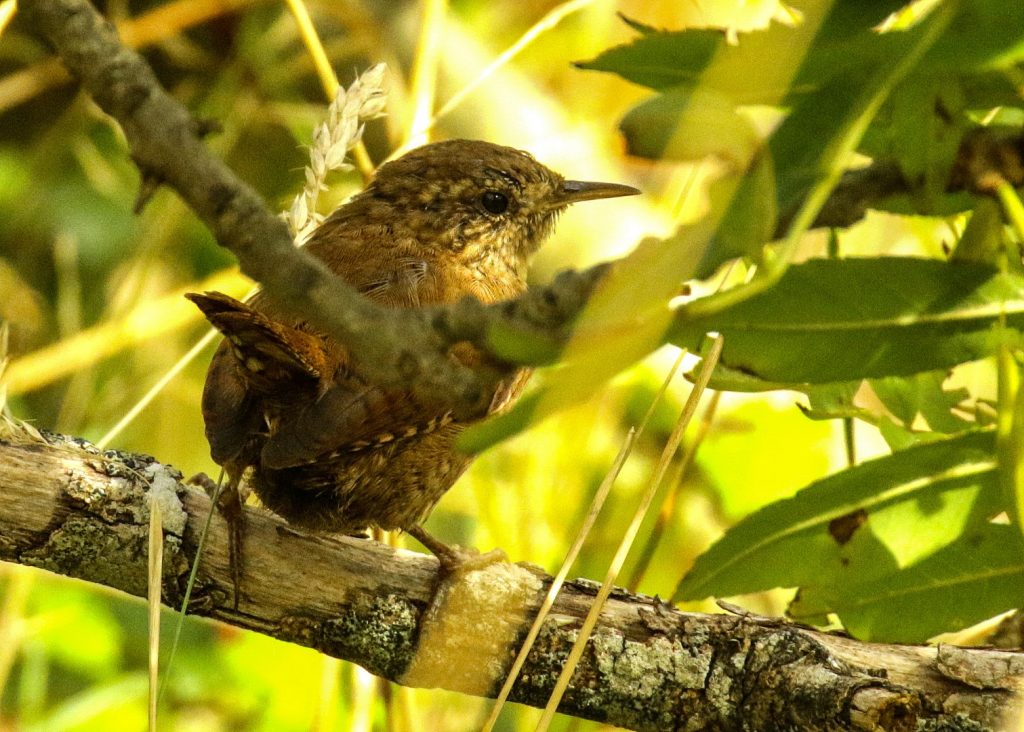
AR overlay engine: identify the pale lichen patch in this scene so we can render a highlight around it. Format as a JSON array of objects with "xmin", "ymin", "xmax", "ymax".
[
  {"xmin": 593, "ymin": 632, "xmax": 711, "ymax": 699},
  {"xmin": 64, "ymin": 469, "xmax": 133, "ymax": 520},
  {"xmin": 313, "ymin": 592, "xmax": 420, "ymax": 679},
  {"xmin": 23, "ymin": 516, "xmax": 150, "ymax": 596},
  {"xmin": 144, "ymin": 463, "xmax": 187, "ymax": 536},
  {"xmin": 400, "ymin": 559, "xmax": 544, "ymax": 695}
]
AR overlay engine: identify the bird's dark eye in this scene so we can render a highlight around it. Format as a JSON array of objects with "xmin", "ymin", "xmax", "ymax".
[{"xmin": 481, "ymin": 190, "xmax": 509, "ymax": 214}]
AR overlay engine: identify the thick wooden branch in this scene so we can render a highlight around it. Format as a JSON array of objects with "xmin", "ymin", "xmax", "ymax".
[
  {"xmin": 1, "ymin": 429, "xmax": 1021, "ymax": 731},
  {"xmin": 16, "ymin": 0, "xmax": 604, "ymax": 418}
]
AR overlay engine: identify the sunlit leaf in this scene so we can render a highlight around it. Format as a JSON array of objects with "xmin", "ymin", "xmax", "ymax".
[
  {"xmin": 870, "ymin": 371, "xmax": 972, "ymax": 433},
  {"xmin": 582, "ymin": 1, "xmax": 1023, "ymax": 102},
  {"xmin": 575, "ymin": 28, "xmax": 728, "ymax": 94},
  {"xmin": 576, "ymin": 1, "xmax": 906, "ymax": 103},
  {"xmin": 790, "ymin": 524, "xmax": 1024, "ymax": 642},
  {"xmin": 874, "ymin": 415, "xmax": 953, "ymax": 451},
  {"xmin": 675, "ymin": 430, "xmax": 998, "ymax": 601},
  {"xmin": 952, "ymin": 197, "xmax": 1004, "ymax": 265},
  {"xmin": 612, "ymin": 3, "xmax": 955, "ymax": 280},
  {"xmin": 590, "ymin": 1, "xmax": 991, "ymax": 240},
  {"xmin": 672, "ymin": 258, "xmax": 1024, "ymax": 383},
  {"xmin": 797, "ymin": 381, "xmax": 864, "ymax": 421},
  {"xmin": 460, "ymin": 224, "xmax": 707, "ymax": 452},
  {"xmin": 620, "ymin": 87, "xmax": 760, "ymax": 165}
]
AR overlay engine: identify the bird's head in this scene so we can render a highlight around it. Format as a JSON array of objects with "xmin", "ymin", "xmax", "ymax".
[{"xmin": 355, "ymin": 139, "xmax": 639, "ymax": 271}]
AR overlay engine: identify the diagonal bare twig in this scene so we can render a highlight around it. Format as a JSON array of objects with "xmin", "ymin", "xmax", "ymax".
[{"xmin": 17, "ymin": 0, "xmax": 607, "ymax": 419}]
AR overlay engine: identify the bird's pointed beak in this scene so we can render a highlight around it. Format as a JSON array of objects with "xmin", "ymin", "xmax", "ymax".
[{"xmin": 552, "ymin": 180, "xmax": 641, "ymax": 207}]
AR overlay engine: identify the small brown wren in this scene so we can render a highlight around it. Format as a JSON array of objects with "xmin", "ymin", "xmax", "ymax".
[{"xmin": 187, "ymin": 139, "xmax": 638, "ymax": 585}]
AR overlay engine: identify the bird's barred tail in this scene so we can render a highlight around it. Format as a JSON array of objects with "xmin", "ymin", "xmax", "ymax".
[{"xmin": 185, "ymin": 291, "xmax": 329, "ymax": 386}]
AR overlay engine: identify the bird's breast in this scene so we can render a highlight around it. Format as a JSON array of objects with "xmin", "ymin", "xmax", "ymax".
[{"xmin": 383, "ymin": 254, "xmax": 524, "ymax": 308}]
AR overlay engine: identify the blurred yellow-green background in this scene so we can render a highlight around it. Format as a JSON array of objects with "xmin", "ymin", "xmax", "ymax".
[{"xmin": 0, "ymin": 0, "xmax": 951, "ymax": 729}]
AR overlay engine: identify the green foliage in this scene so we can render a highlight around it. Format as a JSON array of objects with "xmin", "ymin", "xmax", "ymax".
[
  {"xmin": 790, "ymin": 524, "xmax": 1024, "ymax": 642},
  {"xmin": 672, "ymin": 258, "xmax": 1024, "ymax": 382},
  {"xmin": 581, "ymin": 0, "xmax": 1024, "ymax": 267},
  {"xmin": 677, "ymin": 430, "xmax": 998, "ymax": 598},
  {"xmin": 466, "ymin": 1, "xmax": 1001, "ymax": 462},
  {"xmin": 576, "ymin": 0, "xmax": 1024, "ymax": 643},
  {"xmin": 678, "ymin": 431, "xmax": 1007, "ymax": 641}
]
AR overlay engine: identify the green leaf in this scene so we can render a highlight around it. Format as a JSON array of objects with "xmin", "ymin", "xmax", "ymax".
[
  {"xmin": 459, "ymin": 226, "xmax": 706, "ymax": 453},
  {"xmin": 857, "ymin": 74, "xmax": 968, "ymax": 213},
  {"xmin": 576, "ymin": 28, "xmax": 724, "ymax": 93},
  {"xmin": 870, "ymin": 371, "xmax": 972, "ymax": 433},
  {"xmin": 619, "ymin": 86, "xmax": 759, "ymax": 165},
  {"xmin": 464, "ymin": 2, "xmax": 970, "ymax": 453},
  {"xmin": 616, "ymin": 12, "xmax": 659, "ymax": 36},
  {"xmin": 590, "ymin": 2, "xmax": 966, "ymax": 239},
  {"xmin": 586, "ymin": 0, "xmax": 958, "ymax": 292},
  {"xmin": 963, "ymin": 77, "xmax": 1024, "ymax": 114},
  {"xmin": 797, "ymin": 381, "xmax": 866, "ymax": 421},
  {"xmin": 670, "ymin": 258, "xmax": 1024, "ymax": 383},
  {"xmin": 767, "ymin": 67, "xmax": 912, "ymax": 216},
  {"xmin": 674, "ymin": 430, "xmax": 998, "ymax": 601},
  {"xmin": 790, "ymin": 524, "xmax": 1024, "ymax": 642},
  {"xmin": 952, "ymin": 197, "xmax": 1004, "ymax": 265},
  {"xmin": 873, "ymin": 190, "xmax": 975, "ymax": 218},
  {"xmin": 810, "ymin": 1, "xmax": 914, "ymax": 44},
  {"xmin": 919, "ymin": 0, "xmax": 1024, "ymax": 72},
  {"xmin": 695, "ymin": 154, "xmax": 778, "ymax": 278},
  {"xmin": 702, "ymin": 363, "xmax": 816, "ymax": 393},
  {"xmin": 576, "ymin": 1, "xmax": 906, "ymax": 103},
  {"xmin": 876, "ymin": 416, "xmax": 949, "ymax": 451},
  {"xmin": 581, "ymin": 1, "xmax": 1022, "ymax": 100}
]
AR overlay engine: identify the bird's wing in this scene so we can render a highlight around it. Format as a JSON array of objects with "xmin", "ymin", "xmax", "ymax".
[
  {"xmin": 259, "ymin": 381, "xmax": 452, "ymax": 470},
  {"xmin": 187, "ymin": 284, "xmax": 457, "ymax": 472},
  {"xmin": 249, "ymin": 229, "xmax": 458, "ymax": 468}
]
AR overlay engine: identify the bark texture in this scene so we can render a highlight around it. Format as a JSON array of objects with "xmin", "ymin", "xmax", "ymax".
[{"xmin": 1, "ymin": 429, "xmax": 1021, "ymax": 731}]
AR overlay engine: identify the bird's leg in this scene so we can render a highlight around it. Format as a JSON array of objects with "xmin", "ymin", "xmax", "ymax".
[
  {"xmin": 186, "ymin": 470, "xmax": 246, "ymax": 610},
  {"xmin": 220, "ymin": 478, "xmax": 247, "ymax": 611}
]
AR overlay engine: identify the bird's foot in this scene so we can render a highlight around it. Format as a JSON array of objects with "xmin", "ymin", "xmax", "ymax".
[
  {"xmin": 406, "ymin": 525, "xmax": 508, "ymax": 578},
  {"xmin": 185, "ymin": 471, "xmax": 219, "ymax": 497}
]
